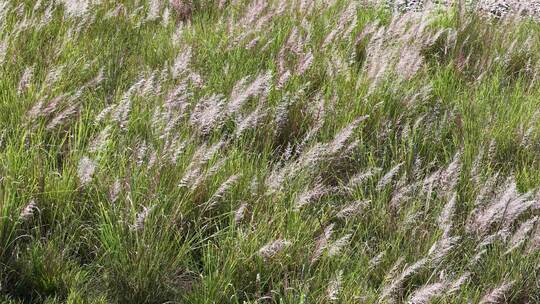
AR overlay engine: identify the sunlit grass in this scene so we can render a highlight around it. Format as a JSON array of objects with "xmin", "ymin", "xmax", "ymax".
[{"xmin": 1, "ymin": 0, "xmax": 540, "ymax": 303}]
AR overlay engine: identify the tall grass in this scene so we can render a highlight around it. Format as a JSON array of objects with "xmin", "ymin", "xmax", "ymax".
[{"xmin": 2, "ymin": 0, "xmax": 540, "ymax": 303}]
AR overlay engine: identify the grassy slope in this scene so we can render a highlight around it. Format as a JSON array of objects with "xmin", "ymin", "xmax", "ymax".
[{"xmin": 2, "ymin": 0, "xmax": 540, "ymax": 303}]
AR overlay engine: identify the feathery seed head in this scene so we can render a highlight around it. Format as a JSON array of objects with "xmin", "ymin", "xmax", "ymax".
[
  {"xmin": 234, "ymin": 203, "xmax": 248, "ymax": 224},
  {"xmin": 377, "ymin": 162, "xmax": 404, "ymax": 191},
  {"xmin": 479, "ymin": 280, "xmax": 514, "ymax": 304},
  {"xmin": 407, "ymin": 282, "xmax": 447, "ymax": 304},
  {"xmin": 78, "ymin": 157, "xmax": 96, "ymax": 186},
  {"xmin": 336, "ymin": 200, "xmax": 370, "ymax": 219},
  {"xmin": 327, "ymin": 270, "xmax": 343, "ymax": 301},
  {"xmin": 328, "ymin": 234, "xmax": 351, "ymax": 257},
  {"xmin": 311, "ymin": 224, "xmax": 334, "ymax": 264},
  {"xmin": 258, "ymin": 239, "xmax": 292, "ymax": 259},
  {"xmin": 130, "ymin": 205, "xmax": 155, "ymax": 231},
  {"xmin": 20, "ymin": 199, "xmax": 38, "ymax": 221},
  {"xmin": 109, "ymin": 179, "xmax": 122, "ymax": 203}
]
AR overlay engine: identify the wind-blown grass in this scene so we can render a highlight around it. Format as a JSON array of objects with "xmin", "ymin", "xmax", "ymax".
[{"xmin": 2, "ymin": 0, "xmax": 540, "ymax": 303}]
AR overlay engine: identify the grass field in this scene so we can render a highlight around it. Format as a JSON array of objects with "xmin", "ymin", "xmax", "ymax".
[{"xmin": 2, "ymin": 0, "xmax": 540, "ymax": 303}]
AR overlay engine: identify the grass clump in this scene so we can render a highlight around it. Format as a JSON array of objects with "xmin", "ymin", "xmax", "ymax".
[{"xmin": 3, "ymin": 0, "xmax": 540, "ymax": 303}]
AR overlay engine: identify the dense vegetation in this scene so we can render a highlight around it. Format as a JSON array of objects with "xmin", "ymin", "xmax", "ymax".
[{"xmin": 2, "ymin": 0, "xmax": 540, "ymax": 303}]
